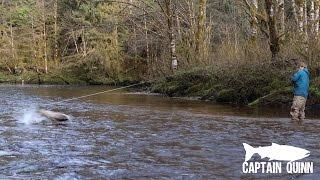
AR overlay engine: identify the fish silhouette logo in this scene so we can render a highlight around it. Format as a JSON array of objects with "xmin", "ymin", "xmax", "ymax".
[{"xmin": 243, "ymin": 143, "xmax": 310, "ymax": 162}]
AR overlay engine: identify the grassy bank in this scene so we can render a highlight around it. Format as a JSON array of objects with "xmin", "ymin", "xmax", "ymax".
[
  {"xmin": 151, "ymin": 63, "xmax": 320, "ymax": 107},
  {"xmin": 0, "ymin": 71, "xmax": 87, "ymax": 85},
  {"xmin": 0, "ymin": 69, "xmax": 140, "ymax": 86}
]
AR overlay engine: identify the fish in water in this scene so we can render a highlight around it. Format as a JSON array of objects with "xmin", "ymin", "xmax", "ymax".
[
  {"xmin": 243, "ymin": 143, "xmax": 310, "ymax": 162},
  {"xmin": 38, "ymin": 109, "xmax": 70, "ymax": 121}
]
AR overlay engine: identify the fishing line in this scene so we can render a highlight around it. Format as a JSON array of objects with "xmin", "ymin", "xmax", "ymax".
[
  {"xmin": 23, "ymin": 66, "xmax": 211, "ymax": 122},
  {"xmin": 52, "ymin": 81, "xmax": 147, "ymax": 105}
]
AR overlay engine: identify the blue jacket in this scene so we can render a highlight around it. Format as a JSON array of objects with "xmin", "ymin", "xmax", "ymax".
[{"xmin": 292, "ymin": 68, "xmax": 310, "ymax": 98}]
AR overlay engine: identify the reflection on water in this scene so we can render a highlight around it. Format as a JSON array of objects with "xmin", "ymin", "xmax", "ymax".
[{"xmin": 0, "ymin": 84, "xmax": 319, "ymax": 179}]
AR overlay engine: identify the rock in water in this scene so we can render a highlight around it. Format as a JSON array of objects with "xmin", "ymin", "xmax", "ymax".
[{"xmin": 38, "ymin": 109, "xmax": 69, "ymax": 121}]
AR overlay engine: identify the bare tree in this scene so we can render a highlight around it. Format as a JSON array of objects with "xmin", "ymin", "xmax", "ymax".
[
  {"xmin": 82, "ymin": 26, "xmax": 87, "ymax": 57},
  {"xmin": 315, "ymin": 1, "xmax": 320, "ymax": 36},
  {"xmin": 298, "ymin": 1, "xmax": 304, "ymax": 33},
  {"xmin": 243, "ymin": 0, "xmax": 259, "ymax": 41},
  {"xmin": 41, "ymin": 0, "xmax": 48, "ymax": 74},
  {"xmin": 265, "ymin": 0, "xmax": 280, "ymax": 61},
  {"xmin": 278, "ymin": 0, "xmax": 285, "ymax": 38},
  {"xmin": 53, "ymin": 0, "xmax": 58, "ymax": 65},
  {"xmin": 164, "ymin": 0, "xmax": 178, "ymax": 70},
  {"xmin": 291, "ymin": 0, "xmax": 298, "ymax": 24},
  {"xmin": 304, "ymin": 0, "xmax": 308, "ymax": 38},
  {"xmin": 196, "ymin": 0, "xmax": 207, "ymax": 60}
]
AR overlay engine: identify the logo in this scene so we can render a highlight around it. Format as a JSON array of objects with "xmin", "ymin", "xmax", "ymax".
[{"xmin": 242, "ymin": 143, "xmax": 313, "ymax": 174}]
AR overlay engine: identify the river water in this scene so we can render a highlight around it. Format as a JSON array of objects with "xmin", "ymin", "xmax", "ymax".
[{"xmin": 0, "ymin": 84, "xmax": 320, "ymax": 179}]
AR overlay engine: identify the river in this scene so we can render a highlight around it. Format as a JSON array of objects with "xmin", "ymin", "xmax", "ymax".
[{"xmin": 0, "ymin": 84, "xmax": 319, "ymax": 179}]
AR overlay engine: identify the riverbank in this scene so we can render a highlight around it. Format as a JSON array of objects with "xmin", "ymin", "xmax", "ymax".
[
  {"xmin": 0, "ymin": 70, "xmax": 139, "ymax": 86},
  {"xmin": 1, "ymin": 63, "xmax": 320, "ymax": 107},
  {"xmin": 150, "ymin": 63, "xmax": 320, "ymax": 107}
]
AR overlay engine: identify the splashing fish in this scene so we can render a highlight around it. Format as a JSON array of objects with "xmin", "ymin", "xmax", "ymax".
[
  {"xmin": 17, "ymin": 108, "xmax": 70, "ymax": 125},
  {"xmin": 38, "ymin": 109, "xmax": 70, "ymax": 121}
]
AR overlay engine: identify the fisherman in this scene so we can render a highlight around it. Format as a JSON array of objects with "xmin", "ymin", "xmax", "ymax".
[{"xmin": 290, "ymin": 61, "xmax": 310, "ymax": 121}]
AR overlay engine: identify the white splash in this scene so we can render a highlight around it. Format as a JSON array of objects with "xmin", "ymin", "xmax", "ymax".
[{"xmin": 16, "ymin": 107, "xmax": 47, "ymax": 125}]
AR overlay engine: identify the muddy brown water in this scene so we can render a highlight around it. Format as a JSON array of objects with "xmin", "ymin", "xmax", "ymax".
[{"xmin": 0, "ymin": 84, "xmax": 320, "ymax": 179}]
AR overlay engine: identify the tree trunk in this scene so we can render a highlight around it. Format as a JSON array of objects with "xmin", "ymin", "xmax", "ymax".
[
  {"xmin": 265, "ymin": 0, "xmax": 280, "ymax": 61},
  {"xmin": 143, "ymin": 11, "xmax": 149, "ymax": 61},
  {"xmin": 53, "ymin": 0, "xmax": 58, "ymax": 66},
  {"xmin": 304, "ymin": 1, "xmax": 308, "ymax": 38},
  {"xmin": 311, "ymin": 0, "xmax": 315, "ymax": 32},
  {"xmin": 311, "ymin": 0, "xmax": 320, "ymax": 37},
  {"xmin": 9, "ymin": 24, "xmax": 15, "ymax": 71},
  {"xmin": 251, "ymin": 0, "xmax": 259, "ymax": 41},
  {"xmin": 82, "ymin": 26, "xmax": 87, "ymax": 57},
  {"xmin": 31, "ymin": 15, "xmax": 38, "ymax": 63},
  {"xmin": 114, "ymin": 25, "xmax": 120, "ymax": 75},
  {"xmin": 176, "ymin": 14, "xmax": 182, "ymax": 42},
  {"xmin": 315, "ymin": 2, "xmax": 320, "ymax": 36},
  {"xmin": 72, "ymin": 30, "xmax": 79, "ymax": 53},
  {"xmin": 8, "ymin": 6, "xmax": 16, "ymax": 73},
  {"xmin": 278, "ymin": 0, "xmax": 285, "ymax": 38},
  {"xmin": 186, "ymin": 0, "xmax": 196, "ymax": 49},
  {"xmin": 298, "ymin": 2, "xmax": 304, "ymax": 33},
  {"xmin": 164, "ymin": 0, "xmax": 177, "ymax": 70},
  {"xmin": 42, "ymin": 0, "xmax": 48, "ymax": 74},
  {"xmin": 196, "ymin": 0, "xmax": 207, "ymax": 60},
  {"xmin": 129, "ymin": 0, "xmax": 137, "ymax": 57},
  {"xmin": 291, "ymin": 0, "xmax": 299, "ymax": 24}
]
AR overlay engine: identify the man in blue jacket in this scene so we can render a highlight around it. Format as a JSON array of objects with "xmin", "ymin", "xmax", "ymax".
[{"xmin": 290, "ymin": 61, "xmax": 310, "ymax": 121}]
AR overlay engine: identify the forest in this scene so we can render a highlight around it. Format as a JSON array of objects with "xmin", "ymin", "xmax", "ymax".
[{"xmin": 1, "ymin": 0, "xmax": 320, "ymax": 106}]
